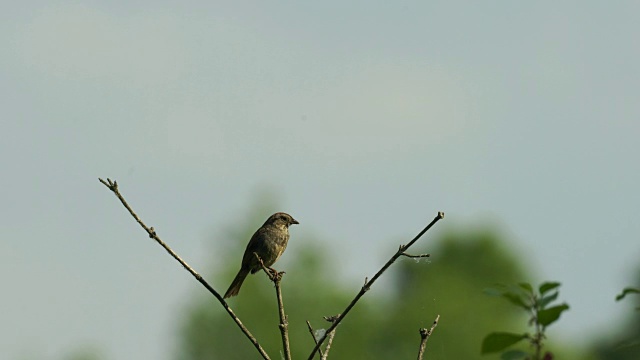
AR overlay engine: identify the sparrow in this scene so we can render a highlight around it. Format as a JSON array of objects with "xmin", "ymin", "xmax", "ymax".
[{"xmin": 224, "ymin": 212, "xmax": 299, "ymax": 298}]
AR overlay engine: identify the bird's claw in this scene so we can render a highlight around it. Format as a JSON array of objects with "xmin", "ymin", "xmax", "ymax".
[{"xmin": 266, "ymin": 267, "xmax": 285, "ymax": 281}]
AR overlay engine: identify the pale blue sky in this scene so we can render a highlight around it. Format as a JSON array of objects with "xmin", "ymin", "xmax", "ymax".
[{"xmin": 2, "ymin": 2, "xmax": 639, "ymax": 359}]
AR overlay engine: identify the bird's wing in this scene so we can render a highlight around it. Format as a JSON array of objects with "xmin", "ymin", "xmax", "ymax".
[{"xmin": 241, "ymin": 227, "xmax": 267, "ymax": 265}]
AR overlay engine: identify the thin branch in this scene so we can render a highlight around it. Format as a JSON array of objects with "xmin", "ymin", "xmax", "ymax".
[
  {"xmin": 417, "ymin": 315, "xmax": 440, "ymax": 360},
  {"xmin": 306, "ymin": 320, "xmax": 325, "ymax": 359},
  {"xmin": 255, "ymin": 253, "xmax": 291, "ymax": 360},
  {"xmin": 321, "ymin": 315, "xmax": 340, "ymax": 360},
  {"xmin": 306, "ymin": 212, "xmax": 444, "ymax": 360},
  {"xmin": 98, "ymin": 178, "xmax": 271, "ymax": 360},
  {"xmin": 275, "ymin": 277, "xmax": 291, "ymax": 360},
  {"xmin": 401, "ymin": 252, "xmax": 431, "ymax": 259}
]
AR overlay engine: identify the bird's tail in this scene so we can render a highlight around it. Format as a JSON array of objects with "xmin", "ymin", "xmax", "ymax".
[{"xmin": 224, "ymin": 268, "xmax": 249, "ymax": 298}]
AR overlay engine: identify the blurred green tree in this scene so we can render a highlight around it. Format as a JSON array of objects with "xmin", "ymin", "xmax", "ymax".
[
  {"xmin": 173, "ymin": 214, "xmax": 585, "ymax": 359},
  {"xmin": 367, "ymin": 227, "xmax": 529, "ymax": 359}
]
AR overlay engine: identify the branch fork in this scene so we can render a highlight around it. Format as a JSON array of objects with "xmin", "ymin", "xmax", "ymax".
[{"xmin": 417, "ymin": 315, "xmax": 440, "ymax": 360}]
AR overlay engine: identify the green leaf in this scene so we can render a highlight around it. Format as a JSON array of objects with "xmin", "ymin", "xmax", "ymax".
[
  {"xmin": 484, "ymin": 286, "xmax": 530, "ymax": 309},
  {"xmin": 518, "ymin": 282, "xmax": 533, "ymax": 295},
  {"xmin": 539, "ymin": 291, "xmax": 559, "ymax": 309},
  {"xmin": 501, "ymin": 349, "xmax": 530, "ymax": 360},
  {"xmin": 481, "ymin": 332, "xmax": 528, "ymax": 354},
  {"xmin": 538, "ymin": 303, "xmax": 569, "ymax": 326},
  {"xmin": 615, "ymin": 287, "xmax": 640, "ymax": 301},
  {"xmin": 539, "ymin": 282, "xmax": 561, "ymax": 296},
  {"xmin": 502, "ymin": 292, "xmax": 529, "ymax": 310}
]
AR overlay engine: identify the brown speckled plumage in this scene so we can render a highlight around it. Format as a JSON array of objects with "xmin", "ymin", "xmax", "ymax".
[{"xmin": 224, "ymin": 212, "xmax": 298, "ymax": 298}]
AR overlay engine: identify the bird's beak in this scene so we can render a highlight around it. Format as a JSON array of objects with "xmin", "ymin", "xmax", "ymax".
[{"xmin": 291, "ymin": 218, "xmax": 299, "ymax": 225}]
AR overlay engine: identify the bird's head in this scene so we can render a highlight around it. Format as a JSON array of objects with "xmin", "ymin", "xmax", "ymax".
[{"xmin": 265, "ymin": 212, "xmax": 299, "ymax": 228}]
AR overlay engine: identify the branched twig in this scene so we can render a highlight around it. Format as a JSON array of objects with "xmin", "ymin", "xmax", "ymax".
[
  {"xmin": 321, "ymin": 315, "xmax": 340, "ymax": 360},
  {"xmin": 306, "ymin": 314, "xmax": 339, "ymax": 360},
  {"xmin": 306, "ymin": 320, "xmax": 325, "ymax": 359},
  {"xmin": 255, "ymin": 253, "xmax": 291, "ymax": 360},
  {"xmin": 98, "ymin": 178, "xmax": 271, "ymax": 360},
  {"xmin": 417, "ymin": 315, "xmax": 440, "ymax": 360},
  {"xmin": 306, "ymin": 212, "xmax": 444, "ymax": 360}
]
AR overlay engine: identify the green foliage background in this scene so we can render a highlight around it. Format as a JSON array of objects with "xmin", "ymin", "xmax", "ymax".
[
  {"xmin": 57, "ymin": 200, "xmax": 640, "ymax": 360},
  {"xmin": 171, "ymin": 205, "xmax": 629, "ymax": 360},
  {"xmin": 60, "ymin": 203, "xmax": 640, "ymax": 360}
]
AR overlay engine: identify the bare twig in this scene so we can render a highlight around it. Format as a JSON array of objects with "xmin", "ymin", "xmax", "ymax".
[
  {"xmin": 306, "ymin": 320, "xmax": 325, "ymax": 359},
  {"xmin": 321, "ymin": 315, "xmax": 340, "ymax": 360},
  {"xmin": 98, "ymin": 178, "xmax": 271, "ymax": 360},
  {"xmin": 275, "ymin": 278, "xmax": 291, "ymax": 360},
  {"xmin": 417, "ymin": 315, "xmax": 440, "ymax": 360},
  {"xmin": 306, "ymin": 315, "xmax": 339, "ymax": 360},
  {"xmin": 255, "ymin": 253, "xmax": 291, "ymax": 360},
  {"xmin": 306, "ymin": 212, "xmax": 444, "ymax": 360},
  {"xmin": 401, "ymin": 252, "xmax": 431, "ymax": 259}
]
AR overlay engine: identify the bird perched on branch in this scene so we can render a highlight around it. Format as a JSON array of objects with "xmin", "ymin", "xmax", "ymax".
[{"xmin": 224, "ymin": 212, "xmax": 299, "ymax": 298}]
